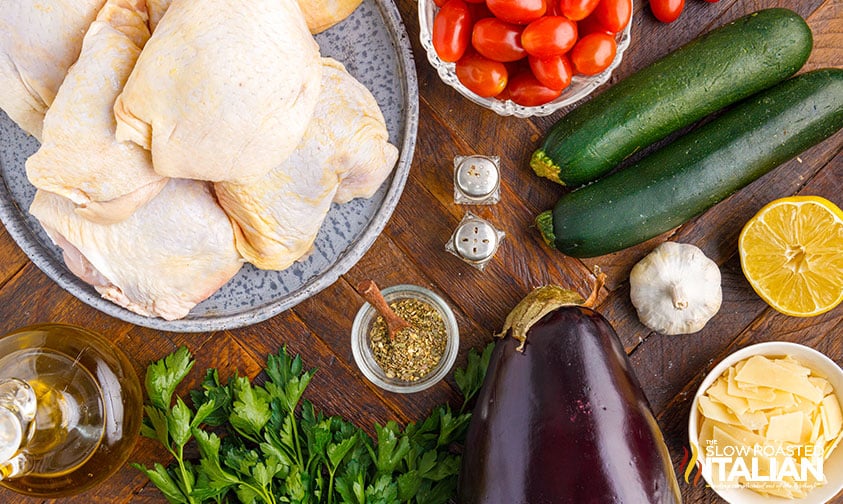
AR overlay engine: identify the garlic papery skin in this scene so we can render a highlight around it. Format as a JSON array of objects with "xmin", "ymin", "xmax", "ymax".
[{"xmin": 629, "ymin": 242, "xmax": 722, "ymax": 335}]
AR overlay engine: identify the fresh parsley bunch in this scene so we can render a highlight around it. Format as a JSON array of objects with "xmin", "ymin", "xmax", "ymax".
[{"xmin": 134, "ymin": 343, "xmax": 493, "ymax": 504}]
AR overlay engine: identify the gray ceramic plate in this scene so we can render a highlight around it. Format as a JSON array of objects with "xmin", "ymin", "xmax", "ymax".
[{"xmin": 0, "ymin": 0, "xmax": 418, "ymax": 332}]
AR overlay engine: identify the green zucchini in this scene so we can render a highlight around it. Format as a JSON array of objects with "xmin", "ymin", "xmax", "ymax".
[
  {"xmin": 531, "ymin": 8, "xmax": 813, "ymax": 187},
  {"xmin": 537, "ymin": 68, "xmax": 843, "ymax": 258}
]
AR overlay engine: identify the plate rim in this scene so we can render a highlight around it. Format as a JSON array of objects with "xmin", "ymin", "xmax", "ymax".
[{"xmin": 0, "ymin": 0, "xmax": 419, "ymax": 333}]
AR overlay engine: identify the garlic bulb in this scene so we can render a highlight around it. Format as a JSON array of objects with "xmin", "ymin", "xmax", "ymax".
[{"xmin": 629, "ymin": 242, "xmax": 722, "ymax": 335}]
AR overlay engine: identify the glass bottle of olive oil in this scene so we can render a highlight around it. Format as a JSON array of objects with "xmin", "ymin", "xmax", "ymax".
[{"xmin": 0, "ymin": 324, "xmax": 143, "ymax": 497}]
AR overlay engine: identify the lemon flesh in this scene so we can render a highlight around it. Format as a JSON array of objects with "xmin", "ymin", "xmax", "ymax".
[{"xmin": 739, "ymin": 195, "xmax": 843, "ymax": 317}]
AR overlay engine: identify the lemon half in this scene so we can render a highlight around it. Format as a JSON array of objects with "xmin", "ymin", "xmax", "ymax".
[{"xmin": 739, "ymin": 195, "xmax": 843, "ymax": 317}]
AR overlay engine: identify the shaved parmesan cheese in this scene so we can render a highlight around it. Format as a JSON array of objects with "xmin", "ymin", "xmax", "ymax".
[
  {"xmin": 766, "ymin": 412, "xmax": 805, "ymax": 443},
  {"xmin": 699, "ymin": 395, "xmax": 741, "ymax": 426},
  {"xmin": 746, "ymin": 389, "xmax": 795, "ymax": 412},
  {"xmin": 708, "ymin": 378, "xmax": 750, "ymax": 415},
  {"xmin": 821, "ymin": 394, "xmax": 842, "ymax": 439},
  {"xmin": 825, "ymin": 430, "xmax": 843, "ymax": 460},
  {"xmin": 696, "ymin": 353, "xmax": 841, "ymax": 499},
  {"xmin": 735, "ymin": 355, "xmax": 823, "ymax": 403},
  {"xmin": 727, "ymin": 366, "xmax": 776, "ymax": 401},
  {"xmin": 810, "ymin": 376, "xmax": 834, "ymax": 395}
]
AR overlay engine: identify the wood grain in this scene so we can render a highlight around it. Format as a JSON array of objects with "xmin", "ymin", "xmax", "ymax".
[{"xmin": 0, "ymin": 0, "xmax": 840, "ymax": 503}]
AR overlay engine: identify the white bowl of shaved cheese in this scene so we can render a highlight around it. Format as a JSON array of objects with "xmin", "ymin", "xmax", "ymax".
[{"xmin": 688, "ymin": 342, "xmax": 843, "ymax": 503}]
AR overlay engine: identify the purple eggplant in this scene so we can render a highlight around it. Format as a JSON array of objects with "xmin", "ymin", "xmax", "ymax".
[{"xmin": 458, "ymin": 280, "xmax": 681, "ymax": 504}]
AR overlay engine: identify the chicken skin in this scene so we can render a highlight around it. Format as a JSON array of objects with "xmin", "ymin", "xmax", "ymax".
[
  {"xmin": 25, "ymin": 0, "xmax": 167, "ymax": 224},
  {"xmin": 215, "ymin": 58, "xmax": 397, "ymax": 270},
  {"xmin": 113, "ymin": 0, "xmax": 322, "ymax": 183},
  {"xmin": 30, "ymin": 179, "xmax": 243, "ymax": 321}
]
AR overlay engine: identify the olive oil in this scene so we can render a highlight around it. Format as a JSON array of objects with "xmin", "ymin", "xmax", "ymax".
[{"xmin": 0, "ymin": 324, "xmax": 143, "ymax": 497}]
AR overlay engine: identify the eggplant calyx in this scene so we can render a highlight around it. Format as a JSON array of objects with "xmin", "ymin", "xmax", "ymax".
[{"xmin": 498, "ymin": 267, "xmax": 607, "ymax": 352}]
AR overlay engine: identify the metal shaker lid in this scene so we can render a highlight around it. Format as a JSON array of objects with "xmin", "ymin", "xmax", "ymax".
[
  {"xmin": 446, "ymin": 212, "xmax": 505, "ymax": 270},
  {"xmin": 454, "ymin": 156, "xmax": 500, "ymax": 200},
  {"xmin": 453, "ymin": 218, "xmax": 500, "ymax": 261}
]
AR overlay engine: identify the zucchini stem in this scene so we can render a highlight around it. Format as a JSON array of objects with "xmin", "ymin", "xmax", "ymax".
[{"xmin": 530, "ymin": 150, "xmax": 565, "ymax": 185}]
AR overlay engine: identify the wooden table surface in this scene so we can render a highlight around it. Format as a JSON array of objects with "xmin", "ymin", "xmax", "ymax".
[{"xmin": 1, "ymin": 0, "xmax": 840, "ymax": 502}]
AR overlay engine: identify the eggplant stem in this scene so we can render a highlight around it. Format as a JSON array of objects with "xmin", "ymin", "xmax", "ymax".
[{"xmin": 582, "ymin": 266, "xmax": 606, "ymax": 308}]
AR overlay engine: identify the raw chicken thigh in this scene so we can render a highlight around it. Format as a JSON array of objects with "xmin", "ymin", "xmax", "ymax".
[
  {"xmin": 29, "ymin": 180, "xmax": 243, "ymax": 321},
  {"xmin": 298, "ymin": 0, "xmax": 364, "ymax": 33},
  {"xmin": 145, "ymin": 0, "xmax": 359, "ymax": 34},
  {"xmin": 114, "ymin": 0, "xmax": 322, "ymax": 182},
  {"xmin": 146, "ymin": 0, "xmax": 170, "ymax": 31},
  {"xmin": 0, "ymin": 0, "xmax": 106, "ymax": 140},
  {"xmin": 26, "ymin": 0, "xmax": 167, "ymax": 224},
  {"xmin": 215, "ymin": 58, "xmax": 398, "ymax": 270}
]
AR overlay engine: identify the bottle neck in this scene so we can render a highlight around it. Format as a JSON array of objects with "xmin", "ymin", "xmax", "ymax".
[
  {"xmin": 0, "ymin": 378, "xmax": 36, "ymax": 479},
  {"xmin": 0, "ymin": 406, "xmax": 22, "ymax": 463}
]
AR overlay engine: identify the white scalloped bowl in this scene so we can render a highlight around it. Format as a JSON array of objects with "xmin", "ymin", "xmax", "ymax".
[{"xmin": 418, "ymin": 0, "xmax": 633, "ymax": 118}]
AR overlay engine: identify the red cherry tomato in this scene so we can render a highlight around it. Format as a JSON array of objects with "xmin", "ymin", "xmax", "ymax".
[
  {"xmin": 467, "ymin": 1, "xmax": 494, "ymax": 19},
  {"xmin": 577, "ymin": 15, "xmax": 614, "ymax": 36},
  {"xmin": 650, "ymin": 0, "xmax": 684, "ymax": 23},
  {"xmin": 528, "ymin": 54, "xmax": 573, "ymax": 90},
  {"xmin": 472, "ymin": 18, "xmax": 527, "ymax": 62},
  {"xmin": 433, "ymin": 0, "xmax": 473, "ymax": 62},
  {"xmin": 521, "ymin": 16, "xmax": 578, "ymax": 58},
  {"xmin": 434, "ymin": 0, "xmax": 448, "ymax": 7},
  {"xmin": 590, "ymin": 0, "xmax": 631, "ymax": 33},
  {"xmin": 545, "ymin": 0, "xmax": 563, "ymax": 16},
  {"xmin": 570, "ymin": 32, "xmax": 616, "ymax": 75},
  {"xmin": 486, "ymin": 0, "xmax": 546, "ymax": 24},
  {"xmin": 508, "ymin": 70, "xmax": 563, "ymax": 106},
  {"xmin": 559, "ymin": 0, "xmax": 600, "ymax": 21},
  {"xmin": 455, "ymin": 51, "xmax": 510, "ymax": 97}
]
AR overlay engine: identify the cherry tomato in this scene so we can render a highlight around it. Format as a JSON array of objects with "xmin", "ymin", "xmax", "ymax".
[
  {"xmin": 434, "ymin": 0, "xmax": 448, "ymax": 7},
  {"xmin": 545, "ymin": 0, "xmax": 563, "ymax": 16},
  {"xmin": 496, "ymin": 85, "xmax": 512, "ymax": 101},
  {"xmin": 650, "ymin": 0, "xmax": 684, "ymax": 23},
  {"xmin": 570, "ymin": 32, "xmax": 616, "ymax": 75},
  {"xmin": 472, "ymin": 18, "xmax": 527, "ymax": 62},
  {"xmin": 590, "ymin": 0, "xmax": 631, "ymax": 33},
  {"xmin": 528, "ymin": 54, "xmax": 573, "ymax": 90},
  {"xmin": 433, "ymin": 0, "xmax": 473, "ymax": 62},
  {"xmin": 521, "ymin": 16, "xmax": 578, "ymax": 58},
  {"xmin": 559, "ymin": 0, "xmax": 600, "ymax": 21},
  {"xmin": 467, "ymin": 1, "xmax": 494, "ymax": 19},
  {"xmin": 508, "ymin": 70, "xmax": 563, "ymax": 106},
  {"xmin": 455, "ymin": 51, "xmax": 510, "ymax": 97},
  {"xmin": 486, "ymin": 0, "xmax": 546, "ymax": 24},
  {"xmin": 577, "ymin": 15, "xmax": 614, "ymax": 36}
]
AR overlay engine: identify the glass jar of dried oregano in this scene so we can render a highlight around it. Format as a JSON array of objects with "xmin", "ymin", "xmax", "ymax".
[{"xmin": 351, "ymin": 284, "xmax": 459, "ymax": 393}]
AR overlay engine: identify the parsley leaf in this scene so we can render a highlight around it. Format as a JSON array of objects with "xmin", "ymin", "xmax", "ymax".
[
  {"xmin": 135, "ymin": 342, "xmax": 494, "ymax": 503},
  {"xmin": 145, "ymin": 346, "xmax": 193, "ymax": 411},
  {"xmin": 453, "ymin": 342, "xmax": 494, "ymax": 411}
]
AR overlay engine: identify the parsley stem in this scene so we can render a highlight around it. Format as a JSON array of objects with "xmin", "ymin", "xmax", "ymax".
[
  {"xmin": 174, "ymin": 444, "xmax": 195, "ymax": 504},
  {"xmin": 289, "ymin": 408, "xmax": 304, "ymax": 469},
  {"xmin": 327, "ymin": 466, "xmax": 336, "ymax": 504}
]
